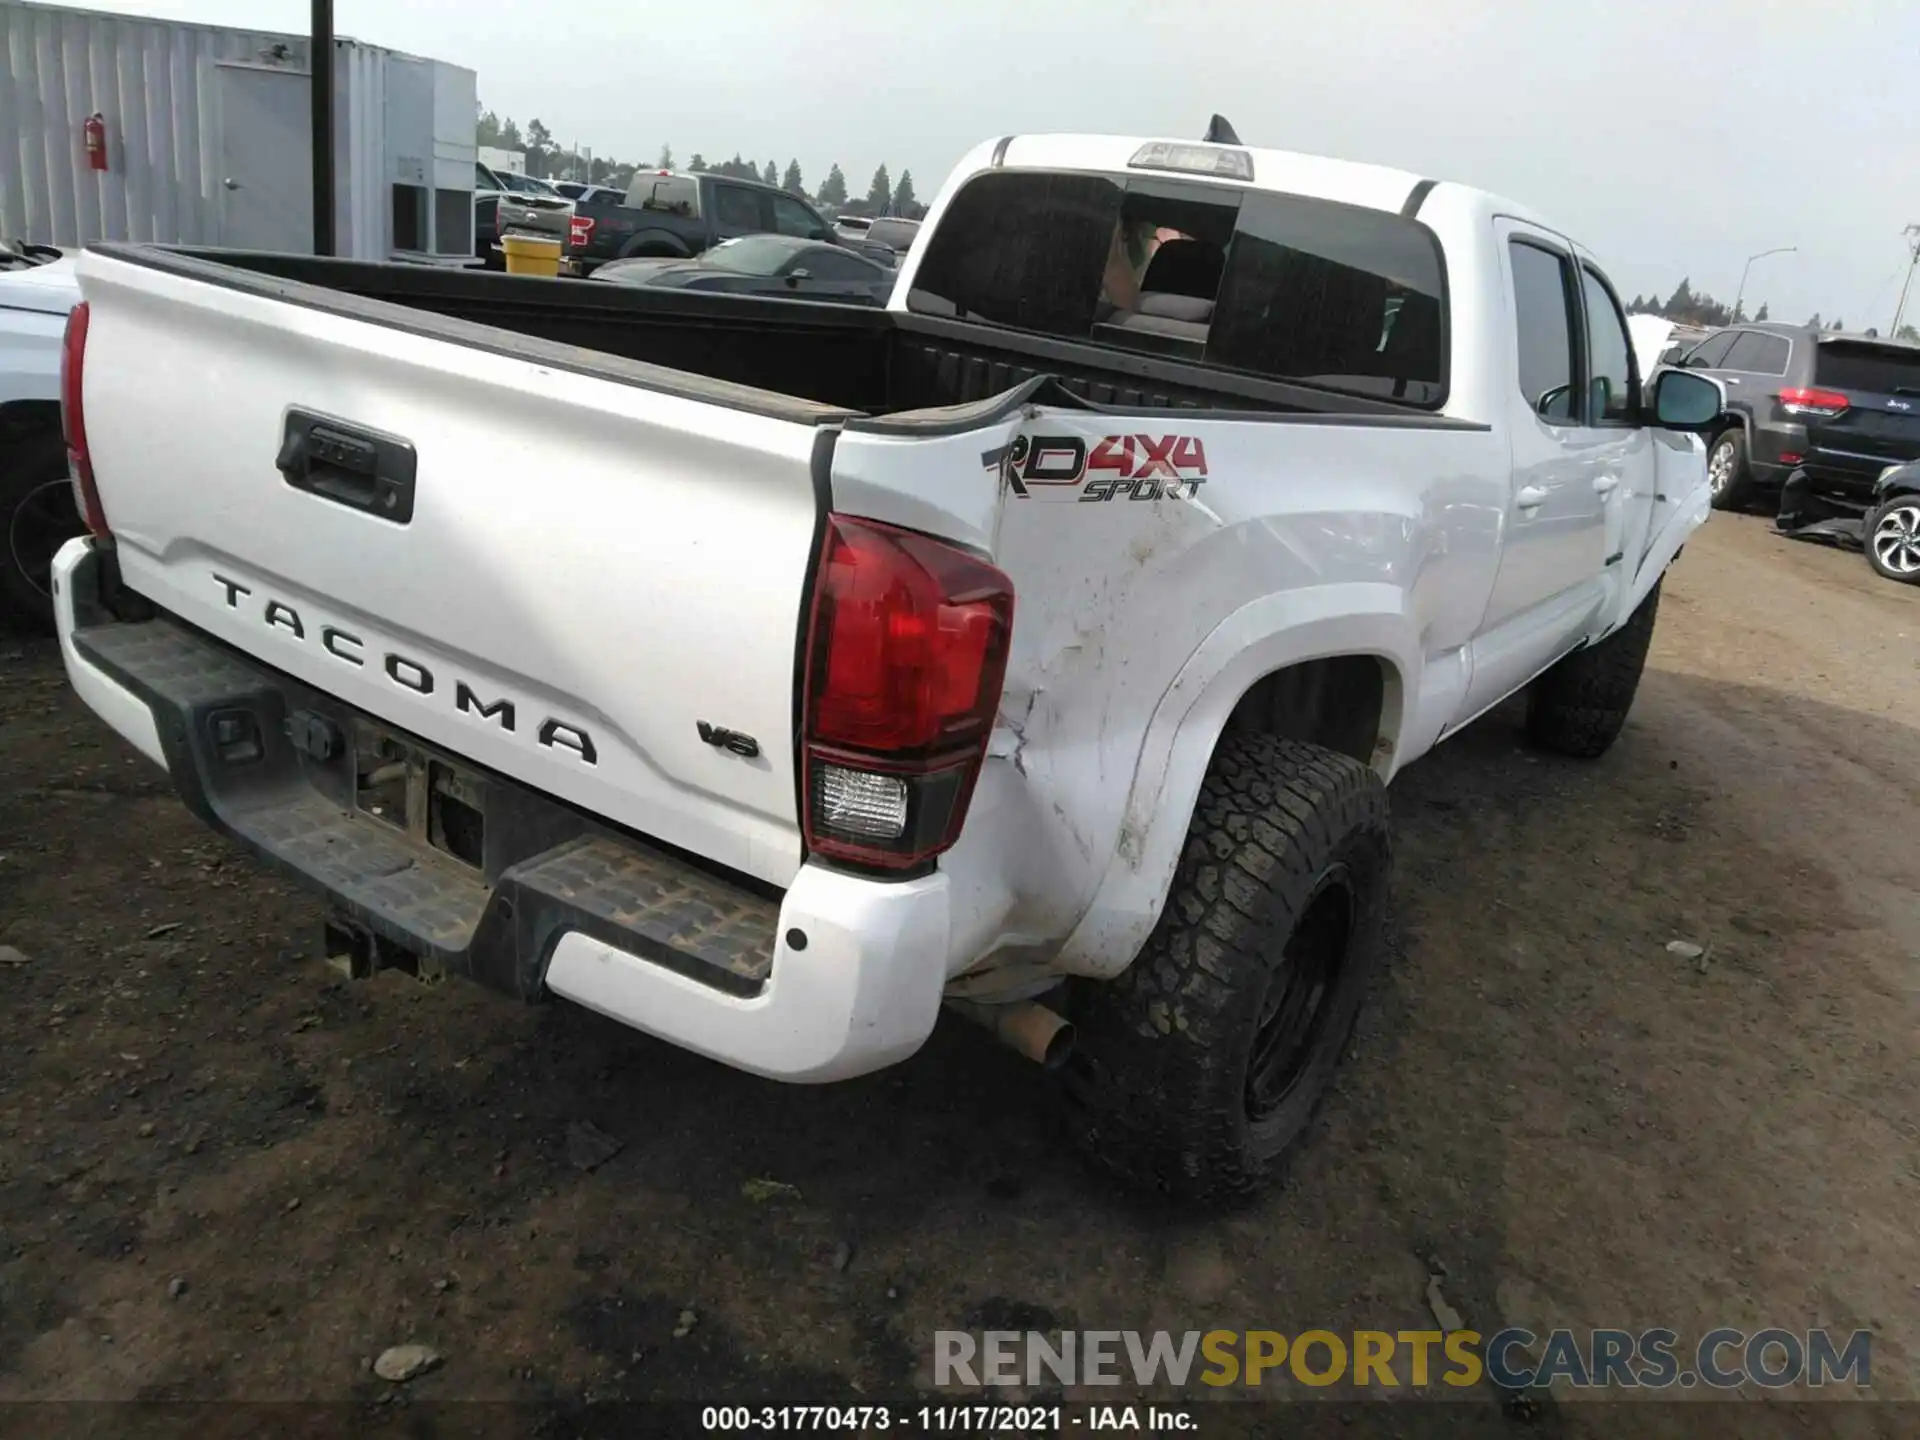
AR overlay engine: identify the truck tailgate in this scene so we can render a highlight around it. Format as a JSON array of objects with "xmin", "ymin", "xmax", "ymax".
[{"xmin": 74, "ymin": 248, "xmax": 833, "ymax": 887}]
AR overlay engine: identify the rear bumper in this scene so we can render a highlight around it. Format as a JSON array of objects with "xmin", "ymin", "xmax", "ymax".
[{"xmin": 51, "ymin": 539, "xmax": 950, "ymax": 1082}]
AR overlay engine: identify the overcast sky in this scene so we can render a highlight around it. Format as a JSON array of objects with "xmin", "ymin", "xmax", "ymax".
[{"xmin": 94, "ymin": 0, "xmax": 1920, "ymax": 327}]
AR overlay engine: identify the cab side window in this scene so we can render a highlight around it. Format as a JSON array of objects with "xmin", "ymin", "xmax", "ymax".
[
  {"xmin": 1683, "ymin": 331, "xmax": 1737, "ymax": 369},
  {"xmin": 1580, "ymin": 267, "xmax": 1636, "ymax": 423},
  {"xmin": 713, "ymin": 185, "xmax": 761, "ymax": 230},
  {"xmin": 1510, "ymin": 240, "xmax": 1578, "ymax": 423},
  {"xmin": 770, "ymin": 194, "xmax": 823, "ymax": 238}
]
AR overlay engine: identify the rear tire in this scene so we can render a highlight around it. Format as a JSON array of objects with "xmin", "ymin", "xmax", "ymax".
[
  {"xmin": 1706, "ymin": 427, "xmax": 1754, "ymax": 511},
  {"xmin": 0, "ymin": 431, "xmax": 80, "ymax": 635},
  {"xmin": 1864, "ymin": 496, "xmax": 1920, "ymax": 585},
  {"xmin": 1525, "ymin": 578, "xmax": 1662, "ymax": 759},
  {"xmin": 1061, "ymin": 733, "xmax": 1391, "ymax": 1205}
]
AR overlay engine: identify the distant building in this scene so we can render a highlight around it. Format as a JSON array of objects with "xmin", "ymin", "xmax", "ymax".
[
  {"xmin": 479, "ymin": 146, "xmax": 527, "ymax": 176},
  {"xmin": 1, "ymin": 0, "xmax": 478, "ymax": 260}
]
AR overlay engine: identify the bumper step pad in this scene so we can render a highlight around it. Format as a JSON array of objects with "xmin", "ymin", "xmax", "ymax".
[{"xmin": 73, "ymin": 615, "xmax": 778, "ymax": 998}]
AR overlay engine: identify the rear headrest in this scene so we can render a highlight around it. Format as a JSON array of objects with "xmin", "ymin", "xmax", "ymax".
[
  {"xmin": 1136, "ymin": 293, "xmax": 1214, "ymax": 323},
  {"xmin": 1139, "ymin": 238, "xmax": 1222, "ymax": 300}
]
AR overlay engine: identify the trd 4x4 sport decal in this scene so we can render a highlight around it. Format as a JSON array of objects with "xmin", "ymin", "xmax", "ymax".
[{"xmin": 983, "ymin": 433, "xmax": 1210, "ymax": 502}]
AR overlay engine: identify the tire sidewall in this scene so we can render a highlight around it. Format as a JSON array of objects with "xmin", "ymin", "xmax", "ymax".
[
  {"xmin": 0, "ymin": 431, "xmax": 76, "ymax": 631},
  {"xmin": 1707, "ymin": 429, "xmax": 1748, "ymax": 509},
  {"xmin": 1864, "ymin": 498, "xmax": 1920, "ymax": 584}
]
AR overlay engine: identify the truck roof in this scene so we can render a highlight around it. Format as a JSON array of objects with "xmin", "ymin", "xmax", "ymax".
[{"xmin": 986, "ymin": 132, "xmax": 1560, "ymax": 238}]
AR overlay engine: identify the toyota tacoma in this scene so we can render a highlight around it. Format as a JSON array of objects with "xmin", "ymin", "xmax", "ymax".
[{"xmin": 51, "ymin": 129, "xmax": 1725, "ymax": 1201}]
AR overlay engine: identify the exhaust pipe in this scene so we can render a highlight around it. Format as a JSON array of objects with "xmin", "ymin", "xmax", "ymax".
[{"xmin": 947, "ymin": 998, "xmax": 1074, "ymax": 1071}]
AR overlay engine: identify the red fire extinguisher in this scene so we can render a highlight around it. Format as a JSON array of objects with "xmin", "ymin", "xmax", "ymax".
[{"xmin": 83, "ymin": 113, "xmax": 108, "ymax": 172}]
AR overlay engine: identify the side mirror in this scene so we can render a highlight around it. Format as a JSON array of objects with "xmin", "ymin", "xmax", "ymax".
[
  {"xmin": 1650, "ymin": 369, "xmax": 1724, "ymax": 432},
  {"xmin": 1534, "ymin": 384, "xmax": 1575, "ymax": 421},
  {"xmin": 787, "ymin": 269, "xmax": 810, "ymax": 284}
]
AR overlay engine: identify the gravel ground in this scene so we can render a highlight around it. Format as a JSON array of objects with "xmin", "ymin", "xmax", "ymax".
[{"xmin": 0, "ymin": 512, "xmax": 1914, "ymax": 1435}]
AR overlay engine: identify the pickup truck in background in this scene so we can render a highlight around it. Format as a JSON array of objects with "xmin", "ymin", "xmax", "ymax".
[
  {"xmin": 833, "ymin": 216, "xmax": 922, "ymax": 268},
  {"xmin": 473, "ymin": 162, "xmax": 574, "ymax": 266},
  {"xmin": 53, "ymin": 129, "xmax": 1725, "ymax": 1202},
  {"xmin": 567, "ymin": 170, "xmax": 837, "ymax": 271},
  {"xmin": 0, "ymin": 240, "xmax": 80, "ymax": 631}
]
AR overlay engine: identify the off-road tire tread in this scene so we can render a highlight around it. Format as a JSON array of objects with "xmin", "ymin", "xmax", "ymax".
[
  {"xmin": 1061, "ymin": 733, "xmax": 1390, "ymax": 1206},
  {"xmin": 1525, "ymin": 578, "xmax": 1662, "ymax": 759}
]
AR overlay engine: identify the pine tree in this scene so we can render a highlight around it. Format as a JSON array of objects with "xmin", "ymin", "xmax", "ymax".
[
  {"xmin": 1664, "ymin": 278, "xmax": 1694, "ymax": 315},
  {"xmin": 1831, "ymin": 318, "xmax": 1845, "ymax": 330},
  {"xmin": 658, "ymin": 144, "xmax": 674, "ymax": 170},
  {"xmin": 1754, "ymin": 302, "xmax": 1769, "ymax": 322},
  {"xmin": 892, "ymin": 169, "xmax": 917, "ymax": 215},
  {"xmin": 818, "ymin": 164, "xmax": 848, "ymax": 206},
  {"xmin": 866, "ymin": 164, "xmax": 892, "ymax": 212},
  {"xmin": 688, "ymin": 153, "xmax": 708, "ymax": 172},
  {"xmin": 762, "ymin": 160, "xmax": 779, "ymax": 187},
  {"xmin": 782, "ymin": 159, "xmax": 804, "ymax": 196}
]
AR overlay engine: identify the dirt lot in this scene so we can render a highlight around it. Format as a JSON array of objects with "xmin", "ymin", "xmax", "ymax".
[{"xmin": 1, "ymin": 513, "xmax": 1915, "ymax": 1433}]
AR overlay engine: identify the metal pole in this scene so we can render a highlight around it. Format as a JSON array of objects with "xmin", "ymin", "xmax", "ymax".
[
  {"xmin": 310, "ymin": 0, "xmax": 335, "ymax": 255},
  {"xmin": 1734, "ymin": 245, "xmax": 1794, "ymax": 322},
  {"xmin": 1891, "ymin": 226, "xmax": 1920, "ymax": 335}
]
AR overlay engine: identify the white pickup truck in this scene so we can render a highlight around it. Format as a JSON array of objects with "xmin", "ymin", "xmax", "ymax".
[{"xmin": 52, "ymin": 130, "xmax": 1726, "ymax": 1202}]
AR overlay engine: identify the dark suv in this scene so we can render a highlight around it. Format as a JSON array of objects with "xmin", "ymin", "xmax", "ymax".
[{"xmin": 1669, "ymin": 322, "xmax": 1920, "ymax": 512}]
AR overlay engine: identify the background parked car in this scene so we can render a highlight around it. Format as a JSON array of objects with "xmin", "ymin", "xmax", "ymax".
[
  {"xmin": 1628, "ymin": 314, "xmax": 1706, "ymax": 379},
  {"xmin": 473, "ymin": 162, "xmax": 573, "ymax": 266},
  {"xmin": 837, "ymin": 216, "xmax": 921, "ymax": 268},
  {"xmin": 587, "ymin": 233, "xmax": 894, "ymax": 304},
  {"xmin": 1859, "ymin": 461, "xmax": 1920, "ymax": 584},
  {"xmin": 552, "ymin": 181, "xmax": 625, "ymax": 206},
  {"xmin": 0, "ymin": 239, "xmax": 81, "ymax": 632},
  {"xmin": 568, "ymin": 171, "xmax": 836, "ymax": 271},
  {"xmin": 1674, "ymin": 322, "xmax": 1920, "ymax": 512}
]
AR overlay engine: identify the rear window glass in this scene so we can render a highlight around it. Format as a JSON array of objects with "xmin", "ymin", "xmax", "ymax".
[
  {"xmin": 908, "ymin": 170, "xmax": 1447, "ymax": 405},
  {"xmin": 1815, "ymin": 342, "xmax": 1920, "ymax": 395}
]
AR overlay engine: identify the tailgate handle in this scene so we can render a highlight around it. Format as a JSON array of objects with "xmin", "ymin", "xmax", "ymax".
[{"xmin": 277, "ymin": 409, "xmax": 418, "ymax": 524}]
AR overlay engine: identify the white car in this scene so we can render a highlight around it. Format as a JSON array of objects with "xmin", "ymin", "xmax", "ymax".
[
  {"xmin": 0, "ymin": 241, "xmax": 81, "ymax": 630},
  {"xmin": 51, "ymin": 129, "xmax": 1723, "ymax": 1201}
]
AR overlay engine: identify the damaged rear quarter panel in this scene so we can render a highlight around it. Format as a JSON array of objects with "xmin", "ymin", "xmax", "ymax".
[{"xmin": 968, "ymin": 409, "xmax": 1507, "ymax": 978}]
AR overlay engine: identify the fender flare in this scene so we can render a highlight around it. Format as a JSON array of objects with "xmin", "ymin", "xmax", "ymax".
[{"xmin": 1052, "ymin": 582, "xmax": 1419, "ymax": 979}]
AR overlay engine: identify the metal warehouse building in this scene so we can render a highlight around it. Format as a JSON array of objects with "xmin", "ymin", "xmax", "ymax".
[{"xmin": 0, "ymin": 0, "xmax": 479, "ymax": 261}]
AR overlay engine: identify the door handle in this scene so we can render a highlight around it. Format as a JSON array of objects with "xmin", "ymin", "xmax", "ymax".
[
  {"xmin": 1593, "ymin": 475, "xmax": 1620, "ymax": 496},
  {"xmin": 276, "ymin": 409, "xmax": 418, "ymax": 524},
  {"xmin": 1515, "ymin": 484, "xmax": 1549, "ymax": 509},
  {"xmin": 223, "ymin": 177, "xmax": 241, "ymax": 190},
  {"xmin": 1724, "ymin": 376, "xmax": 1742, "ymax": 384}
]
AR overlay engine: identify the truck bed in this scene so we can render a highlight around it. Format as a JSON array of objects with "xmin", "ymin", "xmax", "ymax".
[{"xmin": 100, "ymin": 246, "xmax": 1438, "ymax": 425}]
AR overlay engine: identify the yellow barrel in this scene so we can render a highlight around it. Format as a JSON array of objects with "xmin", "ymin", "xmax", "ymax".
[{"xmin": 501, "ymin": 234, "xmax": 562, "ymax": 278}]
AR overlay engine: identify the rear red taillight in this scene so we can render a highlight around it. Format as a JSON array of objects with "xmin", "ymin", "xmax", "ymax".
[
  {"xmin": 60, "ymin": 301, "xmax": 109, "ymax": 537},
  {"xmin": 801, "ymin": 515, "xmax": 1014, "ymax": 871},
  {"xmin": 568, "ymin": 214, "xmax": 595, "ymax": 250},
  {"xmin": 1778, "ymin": 386, "xmax": 1849, "ymax": 419}
]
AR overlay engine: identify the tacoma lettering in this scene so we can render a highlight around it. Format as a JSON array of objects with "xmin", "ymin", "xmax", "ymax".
[{"xmin": 210, "ymin": 574, "xmax": 595, "ymax": 765}]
